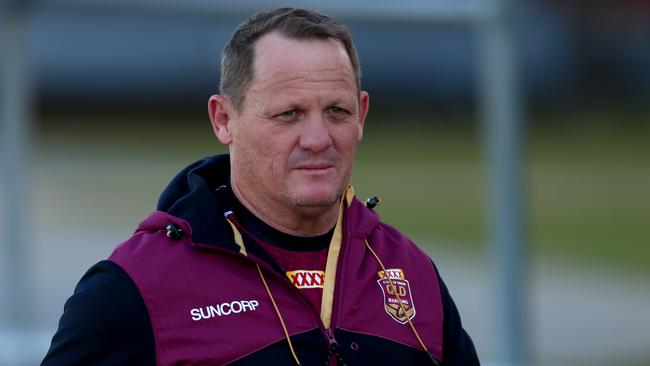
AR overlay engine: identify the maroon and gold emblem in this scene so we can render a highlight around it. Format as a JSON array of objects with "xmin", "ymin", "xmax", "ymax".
[{"xmin": 377, "ymin": 268, "xmax": 416, "ymax": 324}]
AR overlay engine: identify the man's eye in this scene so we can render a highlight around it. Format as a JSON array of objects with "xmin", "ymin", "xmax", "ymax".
[
  {"xmin": 281, "ymin": 110, "xmax": 296, "ymax": 118},
  {"xmin": 330, "ymin": 106, "xmax": 346, "ymax": 114}
]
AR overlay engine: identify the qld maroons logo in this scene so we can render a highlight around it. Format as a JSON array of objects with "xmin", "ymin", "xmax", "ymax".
[{"xmin": 377, "ymin": 268, "xmax": 416, "ymax": 324}]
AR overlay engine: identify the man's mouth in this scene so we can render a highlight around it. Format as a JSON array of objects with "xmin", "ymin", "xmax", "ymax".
[{"xmin": 294, "ymin": 163, "xmax": 335, "ymax": 173}]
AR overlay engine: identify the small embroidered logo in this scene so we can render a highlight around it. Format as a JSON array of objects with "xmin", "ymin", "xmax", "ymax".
[
  {"xmin": 286, "ymin": 270, "xmax": 325, "ymax": 289},
  {"xmin": 377, "ymin": 268, "xmax": 416, "ymax": 324}
]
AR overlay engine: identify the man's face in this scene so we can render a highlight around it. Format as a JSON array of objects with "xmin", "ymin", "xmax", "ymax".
[{"xmin": 211, "ymin": 32, "xmax": 368, "ymax": 217}]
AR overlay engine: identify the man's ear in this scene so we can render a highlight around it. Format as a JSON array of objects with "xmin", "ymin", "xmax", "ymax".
[
  {"xmin": 357, "ymin": 91, "xmax": 369, "ymax": 141},
  {"xmin": 208, "ymin": 95, "xmax": 235, "ymax": 145}
]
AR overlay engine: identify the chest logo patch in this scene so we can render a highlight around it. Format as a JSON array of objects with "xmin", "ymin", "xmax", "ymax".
[
  {"xmin": 190, "ymin": 299, "xmax": 259, "ymax": 321},
  {"xmin": 377, "ymin": 268, "xmax": 416, "ymax": 324},
  {"xmin": 286, "ymin": 270, "xmax": 325, "ymax": 289}
]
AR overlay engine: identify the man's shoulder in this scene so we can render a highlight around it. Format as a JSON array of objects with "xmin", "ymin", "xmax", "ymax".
[
  {"xmin": 67, "ymin": 260, "xmax": 150, "ymax": 329},
  {"xmin": 42, "ymin": 260, "xmax": 155, "ymax": 365},
  {"xmin": 70, "ymin": 260, "xmax": 147, "ymax": 316},
  {"xmin": 109, "ymin": 210, "xmax": 193, "ymax": 261}
]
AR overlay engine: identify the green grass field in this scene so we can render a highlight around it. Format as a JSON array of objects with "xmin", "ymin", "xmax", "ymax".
[
  {"xmin": 37, "ymin": 108, "xmax": 650, "ymax": 274},
  {"xmin": 356, "ymin": 114, "xmax": 650, "ymax": 275}
]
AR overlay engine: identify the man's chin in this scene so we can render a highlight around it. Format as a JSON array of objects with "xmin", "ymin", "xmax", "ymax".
[{"xmin": 290, "ymin": 189, "xmax": 342, "ymax": 209}]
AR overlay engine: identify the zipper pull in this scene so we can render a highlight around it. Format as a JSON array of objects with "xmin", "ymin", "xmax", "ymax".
[
  {"xmin": 326, "ymin": 328, "xmax": 346, "ymax": 366},
  {"xmin": 326, "ymin": 328, "xmax": 338, "ymax": 350}
]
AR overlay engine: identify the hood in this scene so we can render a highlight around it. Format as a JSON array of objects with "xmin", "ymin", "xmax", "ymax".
[{"xmin": 156, "ymin": 154, "xmax": 240, "ymax": 252}]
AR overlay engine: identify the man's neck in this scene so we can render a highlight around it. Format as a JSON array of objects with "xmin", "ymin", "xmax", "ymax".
[
  {"xmin": 230, "ymin": 184, "xmax": 340, "ymax": 237},
  {"xmin": 229, "ymin": 188, "xmax": 334, "ymax": 251}
]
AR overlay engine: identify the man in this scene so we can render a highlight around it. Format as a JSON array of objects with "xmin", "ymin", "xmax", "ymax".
[{"xmin": 42, "ymin": 7, "xmax": 479, "ymax": 366}]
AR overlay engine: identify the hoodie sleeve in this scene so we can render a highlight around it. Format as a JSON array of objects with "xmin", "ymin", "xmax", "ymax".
[
  {"xmin": 41, "ymin": 260, "xmax": 155, "ymax": 366},
  {"xmin": 433, "ymin": 262, "xmax": 480, "ymax": 366}
]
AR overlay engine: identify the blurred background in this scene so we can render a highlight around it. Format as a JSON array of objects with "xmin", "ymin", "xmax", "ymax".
[{"xmin": 1, "ymin": 0, "xmax": 648, "ymax": 365}]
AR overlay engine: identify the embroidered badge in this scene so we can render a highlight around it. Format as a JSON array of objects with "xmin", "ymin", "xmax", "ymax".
[
  {"xmin": 286, "ymin": 270, "xmax": 325, "ymax": 289},
  {"xmin": 377, "ymin": 268, "xmax": 416, "ymax": 324}
]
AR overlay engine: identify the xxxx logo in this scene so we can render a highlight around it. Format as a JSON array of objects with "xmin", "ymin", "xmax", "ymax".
[
  {"xmin": 286, "ymin": 270, "xmax": 325, "ymax": 289},
  {"xmin": 377, "ymin": 268, "xmax": 416, "ymax": 324}
]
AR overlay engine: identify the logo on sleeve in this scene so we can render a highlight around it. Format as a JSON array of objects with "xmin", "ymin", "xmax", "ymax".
[
  {"xmin": 377, "ymin": 268, "xmax": 416, "ymax": 324},
  {"xmin": 286, "ymin": 270, "xmax": 325, "ymax": 289}
]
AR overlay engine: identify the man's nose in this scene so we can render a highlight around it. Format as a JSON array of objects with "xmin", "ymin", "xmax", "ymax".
[{"xmin": 298, "ymin": 113, "xmax": 332, "ymax": 152}]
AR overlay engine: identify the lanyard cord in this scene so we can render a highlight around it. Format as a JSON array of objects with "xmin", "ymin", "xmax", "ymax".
[
  {"xmin": 226, "ymin": 212, "xmax": 301, "ymax": 365},
  {"xmin": 364, "ymin": 239, "xmax": 431, "ymax": 355},
  {"xmin": 256, "ymin": 263, "xmax": 302, "ymax": 365}
]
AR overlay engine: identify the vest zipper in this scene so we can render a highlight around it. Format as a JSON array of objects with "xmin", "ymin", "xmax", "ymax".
[
  {"xmin": 326, "ymin": 328, "xmax": 346, "ymax": 366},
  {"xmin": 322, "ymin": 232, "xmax": 352, "ymax": 365}
]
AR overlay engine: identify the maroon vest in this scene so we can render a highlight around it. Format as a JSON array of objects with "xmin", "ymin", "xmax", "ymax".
[{"xmin": 109, "ymin": 198, "xmax": 444, "ymax": 365}]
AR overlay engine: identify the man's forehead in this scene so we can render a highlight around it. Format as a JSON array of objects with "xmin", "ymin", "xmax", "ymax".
[
  {"xmin": 254, "ymin": 31, "xmax": 348, "ymax": 59},
  {"xmin": 250, "ymin": 32, "xmax": 355, "ymax": 87}
]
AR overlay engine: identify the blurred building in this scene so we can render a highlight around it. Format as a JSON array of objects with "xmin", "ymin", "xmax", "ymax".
[{"xmin": 25, "ymin": 0, "xmax": 649, "ymax": 112}]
